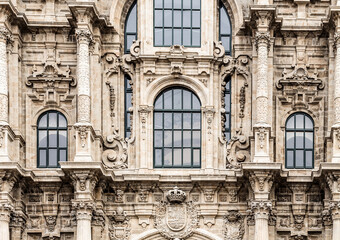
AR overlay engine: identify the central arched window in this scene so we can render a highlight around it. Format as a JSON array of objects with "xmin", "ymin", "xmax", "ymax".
[
  {"xmin": 285, "ymin": 113, "xmax": 314, "ymax": 169},
  {"xmin": 154, "ymin": 87, "xmax": 201, "ymax": 168},
  {"xmin": 154, "ymin": 0, "xmax": 201, "ymax": 47},
  {"xmin": 37, "ymin": 111, "xmax": 67, "ymax": 168}
]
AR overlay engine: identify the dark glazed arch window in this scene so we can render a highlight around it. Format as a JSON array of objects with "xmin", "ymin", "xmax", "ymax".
[
  {"xmin": 154, "ymin": 88, "xmax": 201, "ymax": 168},
  {"xmin": 125, "ymin": 1, "xmax": 137, "ymax": 53},
  {"xmin": 37, "ymin": 111, "xmax": 67, "ymax": 168},
  {"xmin": 219, "ymin": 1, "xmax": 231, "ymax": 55},
  {"xmin": 223, "ymin": 76, "xmax": 231, "ymax": 141},
  {"xmin": 285, "ymin": 113, "xmax": 314, "ymax": 169},
  {"xmin": 154, "ymin": 0, "xmax": 201, "ymax": 47},
  {"xmin": 125, "ymin": 74, "xmax": 133, "ymax": 138}
]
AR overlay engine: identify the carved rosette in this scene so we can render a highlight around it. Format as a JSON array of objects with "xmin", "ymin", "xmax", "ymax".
[
  {"xmin": 154, "ymin": 187, "xmax": 198, "ymax": 239},
  {"xmin": 224, "ymin": 210, "xmax": 245, "ymax": 240}
]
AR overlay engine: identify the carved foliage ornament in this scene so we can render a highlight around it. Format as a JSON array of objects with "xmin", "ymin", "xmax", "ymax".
[
  {"xmin": 155, "ymin": 187, "xmax": 198, "ymax": 240},
  {"xmin": 224, "ymin": 210, "xmax": 244, "ymax": 240}
]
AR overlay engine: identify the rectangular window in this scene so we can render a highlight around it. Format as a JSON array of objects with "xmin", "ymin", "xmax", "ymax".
[{"xmin": 154, "ymin": 0, "xmax": 201, "ymax": 47}]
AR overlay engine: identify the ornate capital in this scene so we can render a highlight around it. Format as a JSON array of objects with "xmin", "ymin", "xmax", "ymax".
[
  {"xmin": 0, "ymin": 202, "xmax": 13, "ymax": 222},
  {"xmin": 250, "ymin": 200, "xmax": 272, "ymax": 220},
  {"xmin": 0, "ymin": 27, "xmax": 11, "ymax": 44},
  {"xmin": 70, "ymin": 171, "xmax": 98, "ymax": 193},
  {"xmin": 255, "ymin": 31, "xmax": 270, "ymax": 50},
  {"xmin": 249, "ymin": 171, "xmax": 274, "ymax": 194},
  {"xmin": 72, "ymin": 200, "xmax": 95, "ymax": 221},
  {"xmin": 75, "ymin": 29, "xmax": 93, "ymax": 44}
]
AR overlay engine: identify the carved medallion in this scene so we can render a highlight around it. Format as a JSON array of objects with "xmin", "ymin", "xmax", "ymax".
[{"xmin": 154, "ymin": 187, "xmax": 198, "ymax": 240}]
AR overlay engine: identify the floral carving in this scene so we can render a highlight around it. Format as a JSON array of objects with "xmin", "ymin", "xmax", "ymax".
[{"xmin": 45, "ymin": 216, "xmax": 57, "ymax": 232}]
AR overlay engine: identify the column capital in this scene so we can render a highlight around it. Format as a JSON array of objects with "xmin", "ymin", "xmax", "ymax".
[
  {"xmin": 255, "ymin": 31, "xmax": 270, "ymax": 50},
  {"xmin": 0, "ymin": 27, "xmax": 11, "ymax": 44},
  {"xmin": 249, "ymin": 171, "xmax": 274, "ymax": 197},
  {"xmin": 250, "ymin": 200, "xmax": 272, "ymax": 220},
  {"xmin": 72, "ymin": 200, "xmax": 95, "ymax": 221},
  {"xmin": 0, "ymin": 202, "xmax": 13, "ymax": 222},
  {"xmin": 330, "ymin": 201, "xmax": 340, "ymax": 219},
  {"xmin": 75, "ymin": 28, "xmax": 93, "ymax": 45}
]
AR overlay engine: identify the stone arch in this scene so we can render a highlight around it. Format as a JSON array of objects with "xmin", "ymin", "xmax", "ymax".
[
  {"xmin": 280, "ymin": 109, "xmax": 318, "ymax": 130},
  {"xmin": 131, "ymin": 229, "xmax": 224, "ymax": 240},
  {"xmin": 219, "ymin": 0, "xmax": 244, "ymax": 35},
  {"xmin": 146, "ymin": 75, "xmax": 208, "ymax": 107},
  {"xmin": 109, "ymin": 0, "xmax": 136, "ymax": 36},
  {"xmin": 33, "ymin": 106, "xmax": 72, "ymax": 127}
]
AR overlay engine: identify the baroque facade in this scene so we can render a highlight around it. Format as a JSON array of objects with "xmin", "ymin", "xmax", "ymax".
[{"xmin": 2, "ymin": 0, "xmax": 340, "ymax": 239}]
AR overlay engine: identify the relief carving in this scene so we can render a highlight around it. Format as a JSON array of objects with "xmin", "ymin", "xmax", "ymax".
[
  {"xmin": 224, "ymin": 210, "xmax": 244, "ymax": 240},
  {"xmin": 108, "ymin": 207, "xmax": 130, "ymax": 240}
]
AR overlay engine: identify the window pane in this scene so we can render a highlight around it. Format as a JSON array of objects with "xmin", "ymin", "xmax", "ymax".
[
  {"xmin": 221, "ymin": 36, "xmax": 230, "ymax": 53},
  {"xmin": 192, "ymin": 0, "xmax": 200, "ymax": 9},
  {"xmin": 183, "ymin": 113, "xmax": 191, "ymax": 129},
  {"xmin": 174, "ymin": 11, "xmax": 182, "ymax": 27},
  {"xmin": 286, "ymin": 132, "xmax": 294, "ymax": 149},
  {"xmin": 155, "ymin": 28, "xmax": 163, "ymax": 45},
  {"xmin": 306, "ymin": 151, "xmax": 313, "ymax": 168},
  {"xmin": 155, "ymin": 149, "xmax": 162, "ymax": 167},
  {"xmin": 49, "ymin": 131, "xmax": 57, "ymax": 147},
  {"xmin": 174, "ymin": 149, "xmax": 182, "ymax": 166},
  {"xmin": 183, "ymin": 90, "xmax": 191, "ymax": 109},
  {"xmin": 174, "ymin": 0, "xmax": 182, "ymax": 8},
  {"xmin": 164, "ymin": 131, "xmax": 172, "ymax": 147},
  {"xmin": 183, "ymin": 148, "xmax": 191, "ymax": 166},
  {"xmin": 174, "ymin": 29, "xmax": 182, "ymax": 45},
  {"xmin": 154, "ymin": 131, "xmax": 163, "ymax": 147},
  {"xmin": 126, "ymin": 4, "xmax": 137, "ymax": 32},
  {"xmin": 296, "ymin": 132, "xmax": 304, "ymax": 149},
  {"xmin": 225, "ymin": 113, "xmax": 230, "ymax": 130},
  {"xmin": 193, "ymin": 149, "xmax": 200, "ymax": 166},
  {"xmin": 192, "ymin": 11, "xmax": 200, "ymax": 27},
  {"xmin": 39, "ymin": 131, "xmax": 47, "ymax": 147},
  {"xmin": 296, "ymin": 114, "xmax": 304, "ymax": 129},
  {"xmin": 192, "ymin": 95, "xmax": 200, "ymax": 109},
  {"xmin": 126, "ymin": 113, "xmax": 131, "ymax": 129},
  {"xmin": 126, "ymin": 92, "xmax": 132, "ymax": 109},
  {"xmin": 164, "ymin": 148, "xmax": 172, "ymax": 166},
  {"xmin": 173, "ymin": 89, "xmax": 182, "ymax": 109},
  {"xmin": 183, "ymin": 11, "xmax": 191, "ymax": 27},
  {"xmin": 59, "ymin": 114, "xmax": 67, "ymax": 128},
  {"xmin": 192, "ymin": 29, "xmax": 200, "ymax": 46},
  {"xmin": 49, "ymin": 113, "xmax": 57, "ymax": 127},
  {"xmin": 183, "ymin": 0, "xmax": 191, "ymax": 9},
  {"xmin": 60, "ymin": 149, "xmax": 67, "ymax": 162},
  {"xmin": 286, "ymin": 150, "xmax": 294, "ymax": 168},
  {"xmin": 295, "ymin": 150, "xmax": 304, "ymax": 168},
  {"xmin": 155, "ymin": 96, "xmax": 163, "ymax": 109},
  {"xmin": 305, "ymin": 132, "xmax": 313, "ymax": 149},
  {"xmin": 183, "ymin": 29, "xmax": 191, "ymax": 46},
  {"xmin": 49, "ymin": 149, "xmax": 58, "ymax": 167},
  {"xmin": 192, "ymin": 131, "xmax": 200, "ymax": 147},
  {"xmin": 39, "ymin": 114, "xmax": 47, "ymax": 128},
  {"xmin": 286, "ymin": 117, "xmax": 294, "ymax": 129},
  {"xmin": 164, "ymin": 10, "xmax": 173, "ymax": 27},
  {"xmin": 220, "ymin": 7, "xmax": 231, "ymax": 35},
  {"xmin": 305, "ymin": 116, "xmax": 313, "ymax": 129},
  {"xmin": 155, "ymin": 0, "xmax": 163, "ymax": 8},
  {"xmin": 39, "ymin": 150, "xmax": 46, "ymax": 167},
  {"xmin": 174, "ymin": 113, "xmax": 182, "ymax": 129},
  {"xmin": 193, "ymin": 113, "xmax": 200, "ymax": 129},
  {"xmin": 164, "ymin": 29, "xmax": 173, "ymax": 46},
  {"xmin": 183, "ymin": 131, "xmax": 191, "ymax": 147},
  {"xmin": 155, "ymin": 10, "xmax": 163, "ymax": 27},
  {"xmin": 164, "ymin": 90, "xmax": 172, "ymax": 109},
  {"xmin": 164, "ymin": 113, "xmax": 172, "ymax": 129},
  {"xmin": 155, "ymin": 113, "xmax": 163, "ymax": 129},
  {"xmin": 174, "ymin": 131, "xmax": 182, "ymax": 147},
  {"xmin": 164, "ymin": 0, "xmax": 172, "ymax": 8},
  {"xmin": 59, "ymin": 130, "xmax": 67, "ymax": 148}
]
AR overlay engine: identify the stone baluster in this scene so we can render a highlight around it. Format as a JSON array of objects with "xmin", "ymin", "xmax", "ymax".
[
  {"xmin": 0, "ymin": 203, "xmax": 13, "ymax": 240},
  {"xmin": 75, "ymin": 28, "xmax": 92, "ymax": 123},
  {"xmin": 0, "ymin": 27, "xmax": 10, "ymax": 124},
  {"xmin": 72, "ymin": 201, "xmax": 94, "ymax": 240},
  {"xmin": 251, "ymin": 201, "xmax": 271, "ymax": 240}
]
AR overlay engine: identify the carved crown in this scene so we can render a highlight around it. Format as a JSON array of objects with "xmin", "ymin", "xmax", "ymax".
[{"xmin": 166, "ymin": 187, "xmax": 186, "ymax": 203}]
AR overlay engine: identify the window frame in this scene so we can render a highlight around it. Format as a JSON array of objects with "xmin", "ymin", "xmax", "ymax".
[
  {"xmin": 37, "ymin": 111, "xmax": 68, "ymax": 168},
  {"xmin": 219, "ymin": 1, "xmax": 232, "ymax": 55},
  {"xmin": 153, "ymin": 87, "xmax": 202, "ymax": 168},
  {"xmin": 285, "ymin": 112, "xmax": 314, "ymax": 169},
  {"xmin": 224, "ymin": 76, "xmax": 231, "ymax": 141},
  {"xmin": 124, "ymin": 75, "xmax": 133, "ymax": 138},
  {"xmin": 124, "ymin": 0, "xmax": 138, "ymax": 54},
  {"xmin": 153, "ymin": 0, "xmax": 201, "ymax": 47}
]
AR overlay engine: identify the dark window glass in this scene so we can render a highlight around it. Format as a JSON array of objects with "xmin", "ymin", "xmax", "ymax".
[
  {"xmin": 154, "ymin": 88, "xmax": 201, "ymax": 168},
  {"xmin": 219, "ymin": 2, "xmax": 232, "ymax": 54},
  {"xmin": 125, "ymin": 1, "xmax": 138, "ymax": 53},
  {"xmin": 154, "ymin": 0, "xmax": 201, "ymax": 47},
  {"xmin": 224, "ymin": 77, "xmax": 231, "ymax": 141},
  {"xmin": 37, "ymin": 111, "xmax": 67, "ymax": 168},
  {"xmin": 125, "ymin": 75, "xmax": 133, "ymax": 138},
  {"xmin": 285, "ymin": 113, "xmax": 314, "ymax": 169}
]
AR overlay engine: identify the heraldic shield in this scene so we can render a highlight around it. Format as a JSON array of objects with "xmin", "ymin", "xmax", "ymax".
[{"xmin": 155, "ymin": 187, "xmax": 198, "ymax": 240}]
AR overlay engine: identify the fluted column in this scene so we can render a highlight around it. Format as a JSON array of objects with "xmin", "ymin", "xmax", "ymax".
[
  {"xmin": 251, "ymin": 201, "xmax": 271, "ymax": 240},
  {"xmin": 0, "ymin": 203, "xmax": 13, "ymax": 240},
  {"xmin": 75, "ymin": 28, "xmax": 92, "ymax": 123},
  {"xmin": 0, "ymin": 27, "xmax": 10, "ymax": 124},
  {"xmin": 73, "ymin": 201, "xmax": 94, "ymax": 240}
]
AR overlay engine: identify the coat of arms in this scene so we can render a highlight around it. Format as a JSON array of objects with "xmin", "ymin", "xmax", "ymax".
[{"xmin": 155, "ymin": 187, "xmax": 198, "ymax": 239}]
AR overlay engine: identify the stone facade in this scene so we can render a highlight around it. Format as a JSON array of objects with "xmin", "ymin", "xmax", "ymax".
[{"xmin": 1, "ymin": 0, "xmax": 340, "ymax": 239}]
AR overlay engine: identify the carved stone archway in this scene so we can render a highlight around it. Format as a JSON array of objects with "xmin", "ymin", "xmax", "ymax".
[{"xmin": 131, "ymin": 229, "xmax": 224, "ymax": 240}]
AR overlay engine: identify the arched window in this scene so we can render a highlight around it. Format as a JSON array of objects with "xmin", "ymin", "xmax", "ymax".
[
  {"xmin": 125, "ymin": 74, "xmax": 132, "ymax": 138},
  {"xmin": 37, "ymin": 111, "xmax": 67, "ymax": 168},
  {"xmin": 154, "ymin": 87, "xmax": 201, "ymax": 168},
  {"xmin": 285, "ymin": 113, "xmax": 314, "ymax": 169},
  {"xmin": 223, "ymin": 76, "xmax": 231, "ymax": 141},
  {"xmin": 219, "ymin": 1, "xmax": 231, "ymax": 55},
  {"xmin": 154, "ymin": 0, "xmax": 201, "ymax": 47},
  {"xmin": 125, "ymin": 1, "xmax": 137, "ymax": 53}
]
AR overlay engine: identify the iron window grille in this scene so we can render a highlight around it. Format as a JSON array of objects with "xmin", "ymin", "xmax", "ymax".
[
  {"xmin": 154, "ymin": 0, "xmax": 201, "ymax": 47},
  {"xmin": 125, "ymin": 1, "xmax": 138, "ymax": 54},
  {"xmin": 154, "ymin": 87, "xmax": 201, "ymax": 168},
  {"xmin": 285, "ymin": 112, "xmax": 314, "ymax": 169},
  {"xmin": 37, "ymin": 111, "xmax": 67, "ymax": 168},
  {"xmin": 219, "ymin": 1, "xmax": 232, "ymax": 55}
]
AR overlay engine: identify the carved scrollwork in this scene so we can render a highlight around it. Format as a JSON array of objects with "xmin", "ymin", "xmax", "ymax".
[
  {"xmin": 214, "ymin": 41, "xmax": 225, "ymax": 58},
  {"xmin": 130, "ymin": 40, "xmax": 141, "ymax": 57},
  {"xmin": 102, "ymin": 133, "xmax": 128, "ymax": 169},
  {"xmin": 226, "ymin": 130, "xmax": 249, "ymax": 169},
  {"xmin": 221, "ymin": 55, "xmax": 250, "ymax": 80}
]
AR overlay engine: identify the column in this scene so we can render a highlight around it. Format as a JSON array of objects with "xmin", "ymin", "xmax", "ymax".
[
  {"xmin": 251, "ymin": 201, "xmax": 271, "ymax": 240},
  {"xmin": 72, "ymin": 201, "xmax": 94, "ymax": 240},
  {"xmin": 0, "ymin": 27, "xmax": 9, "ymax": 124},
  {"xmin": 333, "ymin": 33, "xmax": 340, "ymax": 162},
  {"xmin": 330, "ymin": 202, "xmax": 340, "ymax": 240},
  {"xmin": 0, "ymin": 203, "xmax": 13, "ymax": 240}
]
